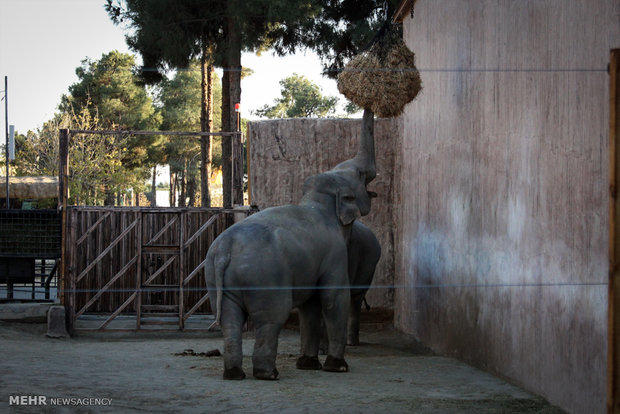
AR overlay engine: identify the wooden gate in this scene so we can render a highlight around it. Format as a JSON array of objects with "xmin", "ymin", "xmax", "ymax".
[{"xmin": 65, "ymin": 207, "xmax": 249, "ymax": 331}]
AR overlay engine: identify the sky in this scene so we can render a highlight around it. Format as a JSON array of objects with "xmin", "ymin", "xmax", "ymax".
[{"xmin": 0, "ymin": 0, "xmax": 342, "ymax": 136}]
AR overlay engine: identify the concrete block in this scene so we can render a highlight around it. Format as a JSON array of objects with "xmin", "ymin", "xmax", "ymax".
[
  {"xmin": 0, "ymin": 302, "xmax": 51, "ymax": 323},
  {"xmin": 46, "ymin": 305, "xmax": 68, "ymax": 339}
]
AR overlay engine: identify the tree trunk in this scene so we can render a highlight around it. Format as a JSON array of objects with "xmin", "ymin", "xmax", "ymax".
[
  {"xmin": 222, "ymin": 10, "xmax": 242, "ymax": 208},
  {"xmin": 104, "ymin": 186, "xmax": 115, "ymax": 206},
  {"xmin": 151, "ymin": 165, "xmax": 157, "ymax": 207},
  {"xmin": 179, "ymin": 165, "xmax": 186, "ymax": 207},
  {"xmin": 169, "ymin": 170, "xmax": 176, "ymax": 207},
  {"xmin": 200, "ymin": 44, "xmax": 214, "ymax": 207},
  {"xmin": 188, "ymin": 166, "xmax": 197, "ymax": 207}
]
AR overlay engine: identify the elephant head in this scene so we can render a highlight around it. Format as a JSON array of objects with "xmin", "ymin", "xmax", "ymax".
[
  {"xmin": 329, "ymin": 109, "xmax": 376, "ymax": 216},
  {"xmin": 302, "ymin": 173, "xmax": 360, "ymax": 226}
]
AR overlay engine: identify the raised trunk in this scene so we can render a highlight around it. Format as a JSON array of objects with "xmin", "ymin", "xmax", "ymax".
[
  {"xmin": 200, "ymin": 44, "xmax": 213, "ymax": 208},
  {"xmin": 355, "ymin": 108, "xmax": 376, "ymax": 185}
]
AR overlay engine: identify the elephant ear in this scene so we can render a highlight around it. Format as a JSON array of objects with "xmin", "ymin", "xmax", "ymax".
[{"xmin": 337, "ymin": 189, "xmax": 360, "ymax": 226}]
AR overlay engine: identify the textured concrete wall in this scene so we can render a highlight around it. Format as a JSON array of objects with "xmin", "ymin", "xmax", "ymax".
[
  {"xmin": 248, "ymin": 118, "xmax": 399, "ymax": 309},
  {"xmin": 395, "ymin": 1, "xmax": 620, "ymax": 413}
]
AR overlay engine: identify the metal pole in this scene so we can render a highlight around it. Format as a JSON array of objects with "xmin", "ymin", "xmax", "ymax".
[{"xmin": 4, "ymin": 76, "xmax": 8, "ymax": 208}]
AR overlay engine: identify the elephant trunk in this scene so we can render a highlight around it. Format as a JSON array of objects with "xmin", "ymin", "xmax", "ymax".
[{"xmin": 354, "ymin": 108, "xmax": 376, "ymax": 185}]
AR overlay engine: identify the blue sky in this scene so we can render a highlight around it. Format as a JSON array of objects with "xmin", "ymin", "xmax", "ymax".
[{"xmin": 0, "ymin": 0, "xmax": 341, "ymax": 135}]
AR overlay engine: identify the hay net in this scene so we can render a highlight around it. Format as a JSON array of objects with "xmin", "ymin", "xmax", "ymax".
[{"xmin": 337, "ymin": 20, "xmax": 421, "ymax": 118}]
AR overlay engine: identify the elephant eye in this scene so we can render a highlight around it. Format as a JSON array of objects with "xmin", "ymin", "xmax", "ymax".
[{"xmin": 342, "ymin": 195, "xmax": 356, "ymax": 202}]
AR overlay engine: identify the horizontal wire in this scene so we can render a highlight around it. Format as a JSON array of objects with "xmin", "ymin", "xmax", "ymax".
[{"xmin": 2, "ymin": 282, "xmax": 608, "ymax": 296}]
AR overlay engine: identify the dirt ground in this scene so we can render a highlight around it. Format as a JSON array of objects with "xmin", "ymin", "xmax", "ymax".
[{"xmin": 0, "ymin": 320, "xmax": 564, "ymax": 413}]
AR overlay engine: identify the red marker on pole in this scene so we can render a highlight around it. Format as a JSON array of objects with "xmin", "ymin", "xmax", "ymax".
[{"xmin": 235, "ymin": 103, "xmax": 240, "ymax": 131}]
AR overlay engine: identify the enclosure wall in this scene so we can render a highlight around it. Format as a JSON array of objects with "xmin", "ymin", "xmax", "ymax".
[
  {"xmin": 248, "ymin": 118, "xmax": 399, "ymax": 309},
  {"xmin": 395, "ymin": 1, "xmax": 620, "ymax": 413}
]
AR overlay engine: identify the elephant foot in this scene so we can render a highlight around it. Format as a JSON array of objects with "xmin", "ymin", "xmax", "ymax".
[
  {"xmin": 323, "ymin": 355, "xmax": 349, "ymax": 373},
  {"xmin": 223, "ymin": 366, "xmax": 246, "ymax": 380},
  {"xmin": 296, "ymin": 355, "xmax": 323, "ymax": 370},
  {"xmin": 253, "ymin": 367, "xmax": 279, "ymax": 380}
]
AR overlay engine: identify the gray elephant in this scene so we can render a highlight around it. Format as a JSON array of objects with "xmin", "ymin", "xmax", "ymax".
[
  {"xmin": 298, "ymin": 109, "xmax": 382, "ymax": 357},
  {"xmin": 205, "ymin": 172, "xmax": 360, "ymax": 380},
  {"xmin": 346, "ymin": 220, "xmax": 381, "ymax": 345}
]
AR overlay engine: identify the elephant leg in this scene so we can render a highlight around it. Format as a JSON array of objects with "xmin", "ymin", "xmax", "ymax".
[
  {"xmin": 250, "ymin": 322, "xmax": 282, "ymax": 380},
  {"xmin": 252, "ymin": 319, "xmax": 285, "ymax": 380},
  {"xmin": 296, "ymin": 295, "xmax": 323, "ymax": 370},
  {"xmin": 347, "ymin": 293, "xmax": 364, "ymax": 346},
  {"xmin": 220, "ymin": 296, "xmax": 247, "ymax": 380},
  {"xmin": 347, "ymin": 221, "xmax": 380, "ymax": 347},
  {"xmin": 320, "ymin": 286, "xmax": 350, "ymax": 373}
]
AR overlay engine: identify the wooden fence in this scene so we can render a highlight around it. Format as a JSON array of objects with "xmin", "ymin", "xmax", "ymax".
[{"xmin": 64, "ymin": 206, "xmax": 249, "ymax": 331}]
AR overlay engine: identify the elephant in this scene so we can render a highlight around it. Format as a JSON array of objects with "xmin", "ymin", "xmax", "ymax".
[
  {"xmin": 345, "ymin": 220, "xmax": 381, "ymax": 345},
  {"xmin": 317, "ymin": 220, "xmax": 381, "ymax": 354},
  {"xmin": 205, "ymin": 172, "xmax": 360, "ymax": 380},
  {"xmin": 310, "ymin": 109, "xmax": 382, "ymax": 349}
]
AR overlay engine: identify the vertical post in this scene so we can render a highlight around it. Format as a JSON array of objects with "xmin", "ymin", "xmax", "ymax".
[
  {"xmin": 5, "ymin": 76, "xmax": 8, "ymax": 208},
  {"xmin": 59, "ymin": 129, "xmax": 69, "ymax": 307},
  {"xmin": 179, "ymin": 211, "xmax": 185, "ymax": 330},
  {"xmin": 67, "ymin": 208, "xmax": 77, "ymax": 332},
  {"xmin": 136, "ymin": 211, "xmax": 142, "ymax": 330},
  {"xmin": 609, "ymin": 48, "xmax": 620, "ymax": 414},
  {"xmin": 246, "ymin": 123, "xmax": 252, "ymax": 206},
  {"xmin": 232, "ymin": 131, "xmax": 244, "ymax": 206}
]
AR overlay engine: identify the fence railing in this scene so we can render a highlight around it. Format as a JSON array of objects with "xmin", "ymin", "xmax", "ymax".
[{"xmin": 65, "ymin": 206, "xmax": 250, "ymax": 331}]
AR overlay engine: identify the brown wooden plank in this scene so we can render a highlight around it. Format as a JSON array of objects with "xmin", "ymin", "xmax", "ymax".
[
  {"xmin": 76, "ymin": 212, "xmax": 110, "ymax": 245},
  {"xmin": 76, "ymin": 255, "xmax": 138, "ymax": 318},
  {"xmin": 98, "ymin": 291, "xmax": 137, "ymax": 330},
  {"xmin": 136, "ymin": 211, "xmax": 143, "ymax": 329},
  {"xmin": 184, "ymin": 257, "xmax": 208, "ymax": 286},
  {"xmin": 59, "ymin": 129, "xmax": 69, "ymax": 305},
  {"xmin": 68, "ymin": 208, "xmax": 78, "ymax": 331},
  {"xmin": 76, "ymin": 218, "xmax": 138, "ymax": 283},
  {"xmin": 70, "ymin": 129, "xmax": 241, "ymax": 137},
  {"xmin": 184, "ymin": 213, "xmax": 219, "ymax": 248},
  {"xmin": 142, "ymin": 245, "xmax": 180, "ymax": 255},
  {"xmin": 610, "ymin": 48, "xmax": 620, "ymax": 414},
  {"xmin": 179, "ymin": 211, "xmax": 185, "ymax": 330},
  {"xmin": 140, "ymin": 319, "xmax": 178, "ymax": 326},
  {"xmin": 143, "ymin": 255, "xmax": 177, "ymax": 286},
  {"xmin": 184, "ymin": 293, "xmax": 211, "ymax": 322},
  {"xmin": 145, "ymin": 215, "xmax": 178, "ymax": 246},
  {"xmin": 142, "ymin": 304, "xmax": 178, "ymax": 311}
]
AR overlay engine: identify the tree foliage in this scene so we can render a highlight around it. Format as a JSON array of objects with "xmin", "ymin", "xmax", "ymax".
[
  {"xmin": 13, "ymin": 108, "xmax": 139, "ymax": 206},
  {"xmin": 58, "ymin": 51, "xmax": 162, "ymax": 204},
  {"xmin": 158, "ymin": 62, "xmax": 223, "ymax": 206},
  {"xmin": 59, "ymin": 51, "xmax": 162, "ymax": 167},
  {"xmin": 106, "ymin": 0, "xmax": 320, "ymax": 207},
  {"xmin": 268, "ymin": 0, "xmax": 402, "ymax": 79},
  {"xmin": 255, "ymin": 74, "xmax": 338, "ymax": 119}
]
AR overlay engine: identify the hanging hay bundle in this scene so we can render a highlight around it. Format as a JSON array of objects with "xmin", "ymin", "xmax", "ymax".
[{"xmin": 337, "ymin": 23, "xmax": 422, "ymax": 118}]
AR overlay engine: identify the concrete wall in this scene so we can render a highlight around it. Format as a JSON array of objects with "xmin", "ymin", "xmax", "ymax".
[
  {"xmin": 247, "ymin": 118, "xmax": 399, "ymax": 309},
  {"xmin": 395, "ymin": 1, "xmax": 620, "ymax": 412}
]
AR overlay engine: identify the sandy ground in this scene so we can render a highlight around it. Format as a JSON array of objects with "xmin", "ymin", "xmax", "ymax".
[{"xmin": 0, "ymin": 321, "xmax": 564, "ymax": 413}]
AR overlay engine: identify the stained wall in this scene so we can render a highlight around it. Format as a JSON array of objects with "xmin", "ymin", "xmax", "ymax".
[{"xmin": 395, "ymin": 1, "xmax": 620, "ymax": 412}]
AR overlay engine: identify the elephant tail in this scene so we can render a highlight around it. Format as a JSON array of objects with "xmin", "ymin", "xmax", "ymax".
[{"xmin": 208, "ymin": 241, "xmax": 232, "ymax": 330}]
